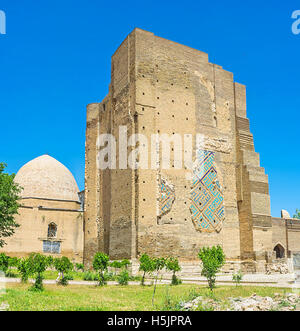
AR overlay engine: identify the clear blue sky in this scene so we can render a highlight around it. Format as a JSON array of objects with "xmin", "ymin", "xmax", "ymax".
[{"xmin": 0, "ymin": 0, "xmax": 299, "ymax": 217}]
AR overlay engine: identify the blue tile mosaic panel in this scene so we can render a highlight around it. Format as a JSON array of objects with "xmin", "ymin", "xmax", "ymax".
[{"xmin": 190, "ymin": 150, "xmax": 224, "ymax": 233}]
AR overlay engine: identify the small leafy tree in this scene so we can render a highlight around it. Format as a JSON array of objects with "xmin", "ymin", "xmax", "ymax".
[
  {"xmin": 232, "ymin": 270, "xmax": 243, "ymax": 287},
  {"xmin": 109, "ymin": 261, "xmax": 122, "ymax": 275},
  {"xmin": 17, "ymin": 257, "xmax": 31, "ymax": 283},
  {"xmin": 198, "ymin": 246, "xmax": 225, "ymax": 291},
  {"xmin": 75, "ymin": 263, "xmax": 85, "ymax": 272},
  {"xmin": 166, "ymin": 257, "xmax": 181, "ymax": 286},
  {"xmin": 0, "ymin": 163, "xmax": 22, "ymax": 247},
  {"xmin": 293, "ymin": 209, "xmax": 300, "ymax": 220},
  {"xmin": 152, "ymin": 257, "xmax": 166, "ymax": 305},
  {"xmin": 121, "ymin": 259, "xmax": 131, "ymax": 270},
  {"xmin": 54, "ymin": 256, "xmax": 73, "ymax": 286},
  {"xmin": 93, "ymin": 252, "xmax": 109, "ymax": 286},
  {"xmin": 139, "ymin": 254, "xmax": 155, "ymax": 286},
  {"xmin": 28, "ymin": 253, "xmax": 49, "ymax": 291},
  {"xmin": 0, "ymin": 253, "xmax": 9, "ymax": 274},
  {"xmin": 46, "ymin": 256, "xmax": 54, "ymax": 268},
  {"xmin": 8, "ymin": 256, "xmax": 18, "ymax": 268},
  {"xmin": 117, "ymin": 269, "xmax": 130, "ymax": 285}
]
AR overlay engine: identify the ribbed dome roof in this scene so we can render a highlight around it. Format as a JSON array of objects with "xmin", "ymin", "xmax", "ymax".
[{"xmin": 15, "ymin": 155, "xmax": 80, "ymax": 202}]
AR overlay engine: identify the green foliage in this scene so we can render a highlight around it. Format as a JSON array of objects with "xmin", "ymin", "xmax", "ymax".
[
  {"xmin": 109, "ymin": 261, "xmax": 122, "ymax": 275},
  {"xmin": 152, "ymin": 257, "xmax": 167, "ymax": 305},
  {"xmin": 93, "ymin": 252, "xmax": 109, "ymax": 286},
  {"xmin": 198, "ymin": 246, "xmax": 225, "ymax": 291},
  {"xmin": 139, "ymin": 254, "xmax": 155, "ymax": 286},
  {"xmin": 54, "ymin": 256, "xmax": 73, "ymax": 286},
  {"xmin": 8, "ymin": 256, "xmax": 19, "ymax": 267},
  {"xmin": 27, "ymin": 253, "xmax": 48, "ymax": 291},
  {"xmin": 17, "ymin": 258, "xmax": 31, "ymax": 283},
  {"xmin": 83, "ymin": 271, "xmax": 99, "ymax": 281},
  {"xmin": 75, "ymin": 263, "xmax": 85, "ymax": 272},
  {"xmin": 46, "ymin": 256, "xmax": 54, "ymax": 267},
  {"xmin": 0, "ymin": 163, "xmax": 22, "ymax": 247},
  {"xmin": 121, "ymin": 259, "xmax": 130, "ymax": 270},
  {"xmin": 0, "ymin": 253, "xmax": 9, "ymax": 274},
  {"xmin": 166, "ymin": 257, "xmax": 182, "ymax": 286},
  {"xmin": 117, "ymin": 270, "xmax": 130, "ymax": 285},
  {"xmin": 232, "ymin": 270, "xmax": 243, "ymax": 287},
  {"xmin": 293, "ymin": 209, "xmax": 300, "ymax": 220}
]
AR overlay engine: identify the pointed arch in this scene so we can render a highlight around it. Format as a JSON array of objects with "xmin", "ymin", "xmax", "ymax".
[
  {"xmin": 47, "ymin": 222, "xmax": 57, "ymax": 238},
  {"xmin": 273, "ymin": 243, "xmax": 285, "ymax": 259}
]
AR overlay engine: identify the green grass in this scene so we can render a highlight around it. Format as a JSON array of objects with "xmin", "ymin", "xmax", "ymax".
[
  {"xmin": 0, "ymin": 283, "xmax": 292, "ymax": 311},
  {"xmin": 4, "ymin": 269, "xmax": 141, "ymax": 282}
]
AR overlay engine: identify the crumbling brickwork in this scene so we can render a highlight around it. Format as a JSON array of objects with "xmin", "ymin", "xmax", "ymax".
[{"xmin": 84, "ymin": 29, "xmax": 272, "ymax": 270}]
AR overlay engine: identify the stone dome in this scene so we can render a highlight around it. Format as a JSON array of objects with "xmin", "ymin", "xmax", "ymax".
[{"xmin": 15, "ymin": 155, "xmax": 80, "ymax": 202}]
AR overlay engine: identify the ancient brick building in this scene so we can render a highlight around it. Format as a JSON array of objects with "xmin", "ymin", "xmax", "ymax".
[
  {"xmin": 84, "ymin": 28, "xmax": 274, "ymax": 271},
  {"xmin": 1, "ymin": 155, "xmax": 84, "ymax": 262}
]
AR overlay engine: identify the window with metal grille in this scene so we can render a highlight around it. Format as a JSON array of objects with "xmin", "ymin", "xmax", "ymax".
[{"xmin": 43, "ymin": 241, "xmax": 61, "ymax": 254}]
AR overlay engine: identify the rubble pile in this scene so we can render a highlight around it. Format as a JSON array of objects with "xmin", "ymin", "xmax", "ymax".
[{"xmin": 183, "ymin": 293, "xmax": 299, "ymax": 311}]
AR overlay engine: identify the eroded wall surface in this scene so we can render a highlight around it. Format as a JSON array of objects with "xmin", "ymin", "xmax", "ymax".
[{"xmin": 84, "ymin": 29, "xmax": 272, "ymax": 267}]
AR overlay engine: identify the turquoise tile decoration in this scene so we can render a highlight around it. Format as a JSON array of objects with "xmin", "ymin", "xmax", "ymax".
[{"xmin": 190, "ymin": 150, "xmax": 224, "ymax": 233}]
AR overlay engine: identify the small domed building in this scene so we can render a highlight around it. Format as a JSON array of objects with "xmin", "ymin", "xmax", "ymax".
[{"xmin": 0, "ymin": 155, "xmax": 83, "ymax": 262}]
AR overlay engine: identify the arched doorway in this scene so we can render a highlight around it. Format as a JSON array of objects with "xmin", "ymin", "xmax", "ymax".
[{"xmin": 274, "ymin": 244, "xmax": 285, "ymax": 259}]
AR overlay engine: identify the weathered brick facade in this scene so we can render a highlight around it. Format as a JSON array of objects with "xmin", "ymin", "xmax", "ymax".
[{"xmin": 84, "ymin": 29, "xmax": 273, "ymax": 271}]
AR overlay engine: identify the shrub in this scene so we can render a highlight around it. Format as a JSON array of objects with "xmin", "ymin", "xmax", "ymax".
[
  {"xmin": 109, "ymin": 261, "xmax": 122, "ymax": 275},
  {"xmin": 17, "ymin": 258, "xmax": 31, "ymax": 283},
  {"xmin": 93, "ymin": 252, "xmax": 109, "ymax": 286},
  {"xmin": 166, "ymin": 257, "xmax": 182, "ymax": 286},
  {"xmin": 117, "ymin": 269, "xmax": 130, "ymax": 285},
  {"xmin": 0, "ymin": 253, "xmax": 9, "ymax": 274},
  {"xmin": 198, "ymin": 246, "xmax": 225, "ymax": 291},
  {"xmin": 232, "ymin": 270, "xmax": 243, "ymax": 287},
  {"xmin": 54, "ymin": 256, "xmax": 73, "ymax": 286},
  {"xmin": 27, "ymin": 253, "xmax": 49, "ymax": 291},
  {"xmin": 75, "ymin": 263, "xmax": 85, "ymax": 272},
  {"xmin": 8, "ymin": 256, "xmax": 19, "ymax": 268},
  {"xmin": 121, "ymin": 259, "xmax": 131, "ymax": 270},
  {"xmin": 83, "ymin": 271, "xmax": 98, "ymax": 281},
  {"xmin": 139, "ymin": 254, "xmax": 155, "ymax": 286},
  {"xmin": 46, "ymin": 256, "xmax": 54, "ymax": 268}
]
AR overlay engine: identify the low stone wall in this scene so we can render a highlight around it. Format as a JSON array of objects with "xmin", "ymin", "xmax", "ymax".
[{"xmin": 131, "ymin": 260, "xmax": 247, "ymax": 278}]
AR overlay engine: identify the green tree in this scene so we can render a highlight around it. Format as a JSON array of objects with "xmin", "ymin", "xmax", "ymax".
[
  {"xmin": 121, "ymin": 259, "xmax": 131, "ymax": 270},
  {"xmin": 232, "ymin": 270, "xmax": 243, "ymax": 287},
  {"xmin": 8, "ymin": 256, "xmax": 19, "ymax": 267},
  {"xmin": 93, "ymin": 252, "xmax": 109, "ymax": 286},
  {"xmin": 293, "ymin": 209, "xmax": 300, "ymax": 219},
  {"xmin": 46, "ymin": 256, "xmax": 54, "ymax": 267},
  {"xmin": 75, "ymin": 263, "xmax": 85, "ymax": 272},
  {"xmin": 117, "ymin": 269, "xmax": 130, "ymax": 285},
  {"xmin": 0, "ymin": 253, "xmax": 9, "ymax": 274},
  {"xmin": 28, "ymin": 253, "xmax": 49, "ymax": 291},
  {"xmin": 17, "ymin": 257, "xmax": 31, "ymax": 283},
  {"xmin": 54, "ymin": 256, "xmax": 73, "ymax": 286},
  {"xmin": 198, "ymin": 246, "xmax": 225, "ymax": 291},
  {"xmin": 152, "ymin": 257, "xmax": 166, "ymax": 305},
  {"xmin": 0, "ymin": 163, "xmax": 22, "ymax": 247},
  {"xmin": 166, "ymin": 257, "xmax": 181, "ymax": 286},
  {"xmin": 139, "ymin": 254, "xmax": 155, "ymax": 286},
  {"xmin": 109, "ymin": 261, "xmax": 122, "ymax": 275}
]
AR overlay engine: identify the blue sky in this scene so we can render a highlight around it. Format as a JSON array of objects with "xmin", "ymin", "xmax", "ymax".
[{"xmin": 0, "ymin": 0, "xmax": 299, "ymax": 217}]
